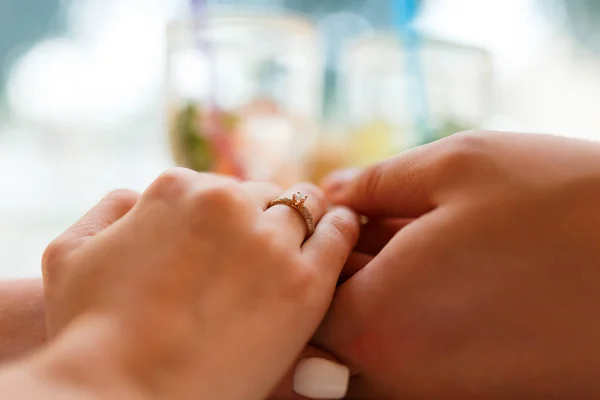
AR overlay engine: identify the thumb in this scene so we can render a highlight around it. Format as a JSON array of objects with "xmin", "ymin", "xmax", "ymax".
[
  {"xmin": 41, "ymin": 189, "xmax": 139, "ymax": 336},
  {"xmin": 42, "ymin": 189, "xmax": 139, "ymax": 266},
  {"xmin": 269, "ymin": 345, "xmax": 351, "ymax": 400},
  {"xmin": 60, "ymin": 189, "xmax": 140, "ymax": 244},
  {"xmin": 321, "ymin": 145, "xmax": 440, "ymax": 218}
]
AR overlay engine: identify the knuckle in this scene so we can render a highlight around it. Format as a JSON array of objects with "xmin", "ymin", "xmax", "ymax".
[
  {"xmin": 257, "ymin": 182, "xmax": 283, "ymax": 194},
  {"xmin": 325, "ymin": 211, "xmax": 359, "ymax": 244},
  {"xmin": 103, "ymin": 189, "xmax": 139, "ymax": 211},
  {"xmin": 192, "ymin": 182, "xmax": 246, "ymax": 211},
  {"xmin": 293, "ymin": 182, "xmax": 326, "ymax": 206},
  {"xmin": 185, "ymin": 182, "xmax": 252, "ymax": 234},
  {"xmin": 147, "ymin": 167, "xmax": 194, "ymax": 200},
  {"xmin": 358, "ymin": 163, "xmax": 385, "ymax": 200},
  {"xmin": 41, "ymin": 238, "xmax": 69, "ymax": 279},
  {"xmin": 435, "ymin": 132, "xmax": 488, "ymax": 176},
  {"xmin": 453, "ymin": 128, "xmax": 485, "ymax": 138},
  {"xmin": 294, "ymin": 182, "xmax": 321, "ymax": 195}
]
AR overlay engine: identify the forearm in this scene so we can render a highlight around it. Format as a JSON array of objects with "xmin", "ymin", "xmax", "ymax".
[
  {"xmin": 0, "ymin": 279, "xmax": 46, "ymax": 362},
  {"xmin": 0, "ymin": 318, "xmax": 146, "ymax": 400},
  {"xmin": 0, "ymin": 361, "xmax": 101, "ymax": 400}
]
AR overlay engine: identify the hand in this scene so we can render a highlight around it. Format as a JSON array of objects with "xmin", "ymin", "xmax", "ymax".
[
  {"xmin": 40, "ymin": 168, "xmax": 359, "ymax": 400},
  {"xmin": 316, "ymin": 131, "xmax": 600, "ymax": 399},
  {"xmin": 0, "ymin": 279, "xmax": 45, "ymax": 362}
]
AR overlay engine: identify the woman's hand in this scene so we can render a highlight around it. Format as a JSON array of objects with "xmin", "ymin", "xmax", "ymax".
[
  {"xmin": 0, "ymin": 279, "xmax": 45, "ymax": 362},
  {"xmin": 39, "ymin": 168, "xmax": 359, "ymax": 400},
  {"xmin": 318, "ymin": 131, "xmax": 600, "ymax": 399}
]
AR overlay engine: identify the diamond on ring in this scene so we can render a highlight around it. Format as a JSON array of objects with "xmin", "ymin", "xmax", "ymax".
[
  {"xmin": 292, "ymin": 192, "xmax": 307, "ymax": 207},
  {"xmin": 267, "ymin": 192, "xmax": 315, "ymax": 240}
]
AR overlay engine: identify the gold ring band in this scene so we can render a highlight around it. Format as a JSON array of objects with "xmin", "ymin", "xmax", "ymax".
[{"xmin": 267, "ymin": 192, "xmax": 315, "ymax": 239}]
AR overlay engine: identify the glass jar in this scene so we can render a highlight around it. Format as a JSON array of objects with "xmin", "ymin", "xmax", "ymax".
[
  {"xmin": 166, "ymin": 9, "xmax": 322, "ymax": 186},
  {"xmin": 339, "ymin": 32, "xmax": 492, "ymax": 167}
]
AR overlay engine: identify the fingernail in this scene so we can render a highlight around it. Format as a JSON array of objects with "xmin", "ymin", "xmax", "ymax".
[
  {"xmin": 293, "ymin": 357, "xmax": 350, "ymax": 399},
  {"xmin": 321, "ymin": 169, "xmax": 359, "ymax": 194}
]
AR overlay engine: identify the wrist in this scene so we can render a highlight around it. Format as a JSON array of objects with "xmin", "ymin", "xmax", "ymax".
[{"xmin": 34, "ymin": 315, "xmax": 149, "ymax": 400}]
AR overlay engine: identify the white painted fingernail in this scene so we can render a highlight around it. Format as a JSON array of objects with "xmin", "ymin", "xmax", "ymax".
[{"xmin": 293, "ymin": 357, "xmax": 349, "ymax": 399}]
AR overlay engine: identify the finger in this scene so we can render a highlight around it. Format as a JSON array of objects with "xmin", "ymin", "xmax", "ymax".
[
  {"xmin": 241, "ymin": 181, "xmax": 283, "ymax": 210},
  {"xmin": 263, "ymin": 183, "xmax": 328, "ymax": 247},
  {"xmin": 338, "ymin": 252, "xmax": 373, "ymax": 284},
  {"xmin": 302, "ymin": 207, "xmax": 360, "ymax": 283},
  {"xmin": 313, "ymin": 212, "xmax": 445, "ymax": 373},
  {"xmin": 42, "ymin": 189, "xmax": 140, "ymax": 285},
  {"xmin": 144, "ymin": 167, "xmax": 240, "ymax": 199},
  {"xmin": 320, "ymin": 139, "xmax": 447, "ymax": 218},
  {"xmin": 58, "ymin": 189, "xmax": 140, "ymax": 246},
  {"xmin": 354, "ymin": 218, "xmax": 413, "ymax": 256},
  {"xmin": 269, "ymin": 345, "xmax": 351, "ymax": 400}
]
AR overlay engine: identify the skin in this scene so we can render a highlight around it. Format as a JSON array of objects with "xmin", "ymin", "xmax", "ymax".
[
  {"xmin": 0, "ymin": 279, "xmax": 45, "ymax": 363},
  {"xmin": 315, "ymin": 131, "xmax": 600, "ymax": 399},
  {"xmin": 0, "ymin": 284, "xmax": 342, "ymax": 400},
  {"xmin": 0, "ymin": 168, "xmax": 359, "ymax": 400},
  {"xmin": 4, "ymin": 130, "xmax": 600, "ymax": 399}
]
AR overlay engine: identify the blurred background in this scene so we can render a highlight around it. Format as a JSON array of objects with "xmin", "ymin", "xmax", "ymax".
[{"xmin": 2, "ymin": 0, "xmax": 600, "ymax": 278}]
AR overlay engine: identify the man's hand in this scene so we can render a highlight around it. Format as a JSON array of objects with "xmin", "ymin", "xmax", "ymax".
[{"xmin": 318, "ymin": 131, "xmax": 600, "ymax": 399}]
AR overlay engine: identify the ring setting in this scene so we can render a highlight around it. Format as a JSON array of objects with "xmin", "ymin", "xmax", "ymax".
[{"xmin": 268, "ymin": 192, "xmax": 315, "ymax": 239}]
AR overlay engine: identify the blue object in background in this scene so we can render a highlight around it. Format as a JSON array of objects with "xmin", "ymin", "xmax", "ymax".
[
  {"xmin": 0, "ymin": 0, "xmax": 61, "ymax": 98},
  {"xmin": 391, "ymin": 0, "xmax": 432, "ymax": 144}
]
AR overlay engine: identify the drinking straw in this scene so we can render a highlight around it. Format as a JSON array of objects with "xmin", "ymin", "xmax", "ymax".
[
  {"xmin": 190, "ymin": 0, "xmax": 245, "ymax": 177},
  {"xmin": 391, "ymin": 0, "xmax": 432, "ymax": 144}
]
